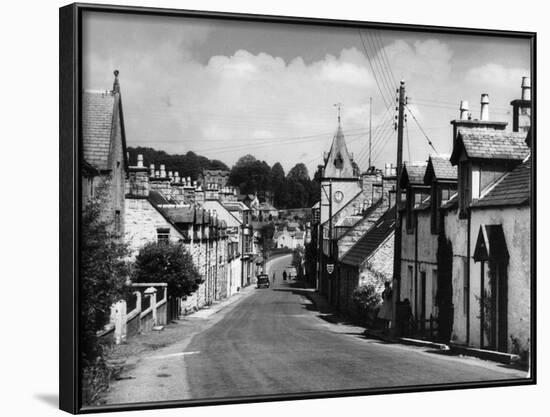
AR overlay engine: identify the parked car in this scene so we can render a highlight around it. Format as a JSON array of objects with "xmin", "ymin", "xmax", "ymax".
[{"xmin": 256, "ymin": 274, "xmax": 270, "ymax": 289}]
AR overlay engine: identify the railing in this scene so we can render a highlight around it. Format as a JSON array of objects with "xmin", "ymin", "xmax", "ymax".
[{"xmin": 97, "ymin": 283, "xmax": 169, "ymax": 345}]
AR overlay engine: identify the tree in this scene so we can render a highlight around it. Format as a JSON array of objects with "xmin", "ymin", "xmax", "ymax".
[
  {"xmin": 80, "ymin": 183, "xmax": 130, "ymax": 364},
  {"xmin": 228, "ymin": 154, "xmax": 272, "ymax": 196},
  {"xmin": 287, "ymin": 163, "xmax": 310, "ymax": 182},
  {"xmin": 127, "ymin": 146, "xmax": 229, "ymax": 181},
  {"xmin": 133, "ymin": 241, "xmax": 203, "ymax": 298}
]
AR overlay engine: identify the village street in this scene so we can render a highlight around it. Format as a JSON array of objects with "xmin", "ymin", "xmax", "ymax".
[{"xmin": 102, "ymin": 254, "xmax": 526, "ymax": 405}]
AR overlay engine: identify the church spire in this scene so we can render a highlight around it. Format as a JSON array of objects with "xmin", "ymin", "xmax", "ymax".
[{"xmin": 323, "ymin": 105, "xmax": 356, "ymax": 179}]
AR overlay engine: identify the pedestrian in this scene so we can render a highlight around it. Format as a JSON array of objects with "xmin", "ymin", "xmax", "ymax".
[
  {"xmin": 282, "ymin": 270, "xmax": 287, "ymax": 281},
  {"xmin": 379, "ymin": 281, "xmax": 393, "ymax": 334}
]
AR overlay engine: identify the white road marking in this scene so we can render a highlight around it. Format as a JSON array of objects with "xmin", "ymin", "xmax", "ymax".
[{"xmin": 148, "ymin": 351, "xmax": 200, "ymax": 360}]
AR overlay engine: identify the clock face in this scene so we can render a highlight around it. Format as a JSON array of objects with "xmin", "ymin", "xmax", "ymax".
[{"xmin": 334, "ymin": 191, "xmax": 344, "ymax": 203}]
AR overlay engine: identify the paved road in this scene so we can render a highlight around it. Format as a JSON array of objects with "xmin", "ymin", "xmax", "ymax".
[
  {"xmin": 104, "ymin": 254, "xmax": 526, "ymax": 405},
  {"xmin": 184, "ymin": 254, "xmax": 525, "ymax": 399}
]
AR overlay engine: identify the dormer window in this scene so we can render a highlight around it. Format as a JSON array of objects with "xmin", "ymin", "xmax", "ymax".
[{"xmin": 431, "ymin": 183, "xmax": 456, "ymax": 234}]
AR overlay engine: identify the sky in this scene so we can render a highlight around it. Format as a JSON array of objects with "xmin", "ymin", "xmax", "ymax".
[{"xmin": 82, "ymin": 11, "xmax": 531, "ymax": 176}]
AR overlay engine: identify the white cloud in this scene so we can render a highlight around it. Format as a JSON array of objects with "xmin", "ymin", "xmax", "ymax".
[
  {"xmin": 465, "ymin": 63, "xmax": 528, "ymax": 87},
  {"xmin": 84, "ymin": 20, "xmax": 523, "ymax": 173}
]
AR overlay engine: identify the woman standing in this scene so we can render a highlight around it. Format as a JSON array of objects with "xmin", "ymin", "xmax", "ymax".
[{"xmin": 379, "ymin": 281, "xmax": 393, "ymax": 334}]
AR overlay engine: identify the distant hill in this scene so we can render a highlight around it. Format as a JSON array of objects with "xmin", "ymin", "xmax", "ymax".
[{"xmin": 127, "ymin": 147, "xmax": 229, "ymax": 181}]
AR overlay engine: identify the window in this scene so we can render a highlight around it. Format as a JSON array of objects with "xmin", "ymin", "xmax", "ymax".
[
  {"xmin": 459, "ymin": 161, "xmax": 471, "ymax": 217},
  {"xmin": 157, "ymin": 227, "xmax": 170, "ymax": 244}
]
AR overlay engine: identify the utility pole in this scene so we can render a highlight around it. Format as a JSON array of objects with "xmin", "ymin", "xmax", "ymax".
[
  {"xmin": 392, "ymin": 80, "xmax": 405, "ymax": 332},
  {"xmin": 327, "ymin": 180, "xmax": 333, "ymax": 304},
  {"xmin": 368, "ymin": 97, "xmax": 372, "ymax": 170}
]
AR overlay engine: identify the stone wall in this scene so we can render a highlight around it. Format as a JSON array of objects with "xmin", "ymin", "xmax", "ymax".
[
  {"xmin": 443, "ymin": 207, "xmax": 470, "ymax": 345},
  {"xmin": 124, "ymin": 197, "xmax": 183, "ymax": 257},
  {"xmin": 469, "ymin": 206, "xmax": 531, "ymax": 354}
]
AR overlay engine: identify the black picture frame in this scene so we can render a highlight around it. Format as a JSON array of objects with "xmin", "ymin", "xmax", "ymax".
[{"xmin": 60, "ymin": 2, "xmax": 536, "ymax": 414}]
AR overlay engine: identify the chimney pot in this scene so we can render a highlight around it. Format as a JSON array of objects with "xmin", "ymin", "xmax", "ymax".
[
  {"xmin": 459, "ymin": 100, "xmax": 469, "ymax": 120},
  {"xmin": 521, "ymin": 76, "xmax": 531, "ymax": 101},
  {"xmin": 155, "ymin": 170, "xmax": 160, "ymax": 178},
  {"xmin": 480, "ymin": 94, "xmax": 490, "ymax": 121},
  {"xmin": 160, "ymin": 164, "xmax": 166, "ymax": 178},
  {"xmin": 137, "ymin": 154, "xmax": 144, "ymax": 167}
]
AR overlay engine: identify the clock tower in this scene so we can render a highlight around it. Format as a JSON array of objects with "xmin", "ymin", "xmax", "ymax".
[{"xmin": 320, "ymin": 115, "xmax": 361, "ymax": 224}]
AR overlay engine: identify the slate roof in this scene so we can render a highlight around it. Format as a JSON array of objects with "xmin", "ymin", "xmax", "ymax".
[
  {"xmin": 413, "ymin": 196, "xmax": 431, "ymax": 211},
  {"xmin": 440, "ymin": 193, "xmax": 458, "ymax": 211},
  {"xmin": 82, "ymin": 90, "xmax": 117, "ymax": 171},
  {"xmin": 401, "ymin": 162, "xmax": 428, "ymax": 188},
  {"xmin": 161, "ymin": 207, "xmax": 195, "ymax": 224},
  {"xmin": 424, "ymin": 155, "xmax": 457, "ymax": 184},
  {"xmin": 223, "ymin": 201, "xmax": 249, "ymax": 212},
  {"xmin": 340, "ymin": 206, "xmax": 396, "ymax": 266},
  {"xmin": 148, "ymin": 190, "xmax": 171, "ymax": 205},
  {"xmin": 471, "ymin": 157, "xmax": 531, "ymax": 208},
  {"xmin": 450, "ymin": 128, "xmax": 529, "ymax": 165},
  {"xmin": 335, "ymin": 215, "xmax": 363, "ymax": 228}
]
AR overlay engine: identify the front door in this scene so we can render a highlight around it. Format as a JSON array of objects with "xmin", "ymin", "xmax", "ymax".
[{"xmin": 491, "ymin": 262, "xmax": 508, "ymax": 352}]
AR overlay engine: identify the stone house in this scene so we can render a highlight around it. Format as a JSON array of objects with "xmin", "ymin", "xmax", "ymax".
[
  {"xmin": 125, "ymin": 154, "xmax": 233, "ymax": 314},
  {"xmin": 81, "ymin": 71, "xmax": 127, "ymax": 237},
  {"xmin": 316, "ymin": 117, "xmax": 399, "ymax": 306},
  {"xmin": 440, "ymin": 82, "xmax": 531, "ymax": 355},
  {"xmin": 397, "ymin": 157, "xmax": 457, "ymax": 337},
  {"xmin": 258, "ymin": 202, "xmax": 278, "ymax": 221},
  {"xmin": 469, "ymin": 157, "xmax": 531, "ymax": 356},
  {"xmin": 338, "ymin": 206, "xmax": 396, "ymax": 317},
  {"xmin": 202, "ymin": 199, "xmax": 243, "ymax": 296}
]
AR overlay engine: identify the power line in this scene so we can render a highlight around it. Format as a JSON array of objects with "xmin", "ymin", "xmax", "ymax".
[
  {"xmin": 358, "ymin": 29, "xmax": 393, "ymax": 110},
  {"xmin": 364, "ymin": 30, "xmax": 396, "ymax": 102},
  {"xmin": 405, "ymin": 119, "xmax": 411, "ymax": 162},
  {"xmin": 405, "ymin": 104, "xmax": 438, "ymax": 153}
]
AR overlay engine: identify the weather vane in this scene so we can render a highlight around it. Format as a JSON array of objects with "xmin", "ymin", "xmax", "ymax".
[{"xmin": 334, "ymin": 102, "xmax": 343, "ymax": 125}]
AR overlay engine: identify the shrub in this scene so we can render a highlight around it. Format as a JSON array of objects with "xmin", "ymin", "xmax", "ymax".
[
  {"xmin": 352, "ymin": 283, "xmax": 382, "ymax": 312},
  {"xmin": 80, "ymin": 185, "xmax": 130, "ymax": 366},
  {"xmin": 133, "ymin": 241, "xmax": 203, "ymax": 298}
]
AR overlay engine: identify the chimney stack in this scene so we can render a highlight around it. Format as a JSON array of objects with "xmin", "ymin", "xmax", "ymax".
[
  {"xmin": 460, "ymin": 100, "xmax": 469, "ymax": 120},
  {"xmin": 480, "ymin": 94, "xmax": 490, "ymax": 121},
  {"xmin": 150, "ymin": 163, "xmax": 155, "ymax": 177},
  {"xmin": 521, "ymin": 76, "xmax": 531, "ymax": 101},
  {"xmin": 128, "ymin": 154, "xmax": 150, "ymax": 197},
  {"xmin": 510, "ymin": 77, "xmax": 532, "ymax": 133},
  {"xmin": 160, "ymin": 164, "xmax": 166, "ymax": 178}
]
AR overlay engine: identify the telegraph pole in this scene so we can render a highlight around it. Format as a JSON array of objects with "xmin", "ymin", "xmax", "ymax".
[
  {"xmin": 368, "ymin": 97, "xmax": 372, "ymax": 170},
  {"xmin": 392, "ymin": 80, "xmax": 405, "ymax": 331}
]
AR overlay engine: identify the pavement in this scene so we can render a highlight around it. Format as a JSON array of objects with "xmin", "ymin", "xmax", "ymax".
[{"xmin": 99, "ymin": 253, "xmax": 528, "ymax": 407}]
